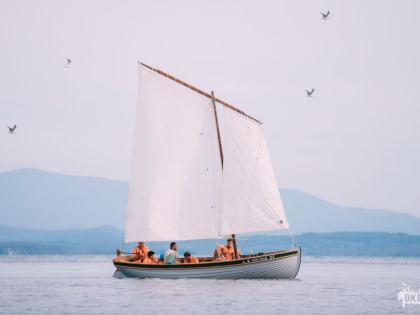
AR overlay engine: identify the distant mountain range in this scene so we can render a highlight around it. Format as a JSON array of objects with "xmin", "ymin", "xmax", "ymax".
[
  {"xmin": 0, "ymin": 168, "xmax": 126, "ymax": 230},
  {"xmin": 0, "ymin": 225, "xmax": 123, "ymax": 255},
  {"xmin": 1, "ymin": 168, "xmax": 419, "ymax": 235},
  {"xmin": 283, "ymin": 189, "xmax": 420, "ymax": 235},
  {"xmin": 1, "ymin": 224, "xmax": 419, "ymax": 256}
]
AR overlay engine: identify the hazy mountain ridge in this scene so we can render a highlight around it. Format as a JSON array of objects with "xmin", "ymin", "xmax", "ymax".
[
  {"xmin": 282, "ymin": 189, "xmax": 420, "ymax": 235},
  {"xmin": 0, "ymin": 224, "xmax": 123, "ymax": 242},
  {"xmin": 0, "ymin": 168, "xmax": 127, "ymax": 229},
  {"xmin": 1, "ymin": 168, "xmax": 420, "ymax": 235}
]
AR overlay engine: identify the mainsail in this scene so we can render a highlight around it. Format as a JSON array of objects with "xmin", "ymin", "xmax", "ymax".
[
  {"xmin": 124, "ymin": 63, "xmax": 289, "ymax": 242},
  {"xmin": 125, "ymin": 65, "xmax": 222, "ymax": 242}
]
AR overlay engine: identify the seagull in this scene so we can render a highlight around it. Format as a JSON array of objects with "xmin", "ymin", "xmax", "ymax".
[
  {"xmin": 321, "ymin": 11, "xmax": 330, "ymax": 20},
  {"xmin": 65, "ymin": 58, "xmax": 72, "ymax": 68},
  {"xmin": 8, "ymin": 125, "xmax": 17, "ymax": 133},
  {"xmin": 305, "ymin": 88, "xmax": 315, "ymax": 97}
]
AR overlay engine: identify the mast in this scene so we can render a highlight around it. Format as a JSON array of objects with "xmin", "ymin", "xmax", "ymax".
[
  {"xmin": 211, "ymin": 90, "xmax": 239, "ymax": 260},
  {"xmin": 139, "ymin": 62, "xmax": 262, "ymax": 124},
  {"xmin": 211, "ymin": 91, "xmax": 223, "ymax": 168},
  {"xmin": 231, "ymin": 234, "xmax": 239, "ymax": 260}
]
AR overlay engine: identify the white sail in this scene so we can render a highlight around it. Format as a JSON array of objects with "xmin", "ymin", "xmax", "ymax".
[
  {"xmin": 219, "ymin": 106, "xmax": 289, "ymax": 235},
  {"xmin": 114, "ymin": 63, "xmax": 301, "ymax": 281},
  {"xmin": 124, "ymin": 65, "xmax": 222, "ymax": 242}
]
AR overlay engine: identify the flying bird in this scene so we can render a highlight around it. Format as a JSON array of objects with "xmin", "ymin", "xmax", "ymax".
[
  {"xmin": 8, "ymin": 125, "xmax": 17, "ymax": 133},
  {"xmin": 321, "ymin": 11, "xmax": 330, "ymax": 20},
  {"xmin": 305, "ymin": 88, "xmax": 315, "ymax": 97},
  {"xmin": 65, "ymin": 58, "xmax": 72, "ymax": 68}
]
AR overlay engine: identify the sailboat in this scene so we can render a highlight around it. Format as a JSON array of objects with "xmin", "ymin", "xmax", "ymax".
[{"xmin": 112, "ymin": 62, "xmax": 301, "ymax": 279}]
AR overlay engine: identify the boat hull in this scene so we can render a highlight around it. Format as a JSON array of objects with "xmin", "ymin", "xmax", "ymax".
[{"xmin": 113, "ymin": 247, "xmax": 301, "ymax": 279}]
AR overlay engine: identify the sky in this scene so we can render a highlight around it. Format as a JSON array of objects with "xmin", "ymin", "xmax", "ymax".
[{"xmin": 1, "ymin": 0, "xmax": 419, "ymax": 218}]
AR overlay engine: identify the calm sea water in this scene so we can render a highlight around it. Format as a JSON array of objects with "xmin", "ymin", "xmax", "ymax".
[{"xmin": 0, "ymin": 255, "xmax": 419, "ymax": 314}]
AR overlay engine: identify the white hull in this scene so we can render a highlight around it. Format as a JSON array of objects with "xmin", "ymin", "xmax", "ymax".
[{"xmin": 113, "ymin": 247, "xmax": 301, "ymax": 279}]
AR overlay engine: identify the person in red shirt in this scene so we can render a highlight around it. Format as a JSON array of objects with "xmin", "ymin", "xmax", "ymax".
[{"xmin": 183, "ymin": 251, "xmax": 199, "ymax": 263}]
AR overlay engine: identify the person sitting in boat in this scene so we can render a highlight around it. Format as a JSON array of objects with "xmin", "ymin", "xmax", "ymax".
[
  {"xmin": 164, "ymin": 242, "xmax": 180, "ymax": 264},
  {"xmin": 183, "ymin": 251, "xmax": 199, "ymax": 263},
  {"xmin": 158, "ymin": 253, "xmax": 165, "ymax": 264},
  {"xmin": 142, "ymin": 251, "xmax": 157, "ymax": 264},
  {"xmin": 213, "ymin": 238, "xmax": 241, "ymax": 261},
  {"xmin": 129, "ymin": 241, "xmax": 149, "ymax": 262}
]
